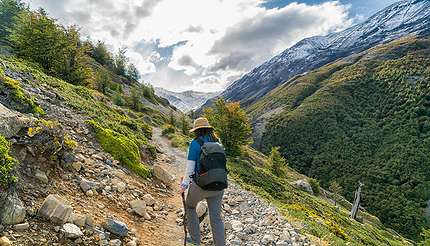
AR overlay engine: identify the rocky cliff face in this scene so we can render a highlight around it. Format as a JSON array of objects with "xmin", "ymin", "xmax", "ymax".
[{"xmin": 202, "ymin": 0, "xmax": 430, "ymax": 109}]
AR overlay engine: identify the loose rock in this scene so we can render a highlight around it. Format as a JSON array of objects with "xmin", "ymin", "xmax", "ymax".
[
  {"xmin": 130, "ymin": 200, "xmax": 146, "ymax": 217},
  {"xmin": 152, "ymin": 165, "xmax": 175, "ymax": 185},
  {"xmin": 143, "ymin": 194, "xmax": 156, "ymax": 206},
  {"xmin": 35, "ymin": 170, "xmax": 49, "ymax": 184},
  {"xmin": 38, "ymin": 194, "xmax": 73, "ymax": 224},
  {"xmin": 0, "ymin": 194, "xmax": 26, "ymax": 225},
  {"xmin": 104, "ymin": 218, "xmax": 128, "ymax": 237},
  {"xmin": 13, "ymin": 222, "xmax": 29, "ymax": 231},
  {"xmin": 62, "ymin": 223, "xmax": 83, "ymax": 239},
  {"xmin": 0, "ymin": 236, "xmax": 11, "ymax": 246}
]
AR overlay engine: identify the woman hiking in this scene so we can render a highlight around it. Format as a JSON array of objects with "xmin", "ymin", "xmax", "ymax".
[{"xmin": 180, "ymin": 117, "xmax": 228, "ymax": 246}]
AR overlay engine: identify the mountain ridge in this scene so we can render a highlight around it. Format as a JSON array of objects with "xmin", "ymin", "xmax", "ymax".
[
  {"xmin": 154, "ymin": 87, "xmax": 218, "ymax": 113},
  {"xmin": 200, "ymin": 0, "xmax": 430, "ymax": 109}
]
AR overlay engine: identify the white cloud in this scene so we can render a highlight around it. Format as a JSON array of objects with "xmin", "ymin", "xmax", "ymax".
[{"xmin": 25, "ymin": 0, "xmax": 352, "ymax": 92}]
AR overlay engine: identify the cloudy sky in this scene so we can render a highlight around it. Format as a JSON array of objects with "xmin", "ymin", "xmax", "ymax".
[{"xmin": 26, "ymin": 0, "xmax": 398, "ymax": 92}]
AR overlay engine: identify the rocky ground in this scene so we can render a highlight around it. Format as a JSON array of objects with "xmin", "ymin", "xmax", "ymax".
[{"xmin": 0, "ymin": 72, "xmax": 313, "ymax": 245}]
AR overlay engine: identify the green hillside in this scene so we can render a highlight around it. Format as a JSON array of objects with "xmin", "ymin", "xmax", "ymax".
[
  {"xmin": 229, "ymin": 147, "xmax": 412, "ymax": 245},
  {"xmin": 249, "ymin": 36, "xmax": 430, "ymax": 239}
]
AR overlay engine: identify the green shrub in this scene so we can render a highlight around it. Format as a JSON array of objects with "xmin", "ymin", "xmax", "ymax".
[
  {"xmin": 87, "ymin": 120, "xmax": 151, "ymax": 178},
  {"xmin": 0, "ymin": 134, "xmax": 17, "ymax": 185},
  {"xmin": 113, "ymin": 92, "xmax": 126, "ymax": 106},
  {"xmin": 170, "ymin": 135, "xmax": 190, "ymax": 151},
  {"xmin": 267, "ymin": 146, "xmax": 287, "ymax": 177},
  {"xmin": 162, "ymin": 124, "xmax": 176, "ymax": 136},
  {"xmin": 309, "ymin": 178, "xmax": 321, "ymax": 196},
  {"xmin": 418, "ymin": 229, "xmax": 430, "ymax": 246}
]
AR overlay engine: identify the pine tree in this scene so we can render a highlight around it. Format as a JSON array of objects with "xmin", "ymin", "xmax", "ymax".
[
  {"xmin": 329, "ymin": 180, "xmax": 343, "ymax": 206},
  {"xmin": 268, "ymin": 147, "xmax": 286, "ymax": 177},
  {"xmin": 114, "ymin": 48, "xmax": 128, "ymax": 77},
  {"xmin": 126, "ymin": 63, "xmax": 141, "ymax": 81},
  {"xmin": 91, "ymin": 40, "xmax": 113, "ymax": 66}
]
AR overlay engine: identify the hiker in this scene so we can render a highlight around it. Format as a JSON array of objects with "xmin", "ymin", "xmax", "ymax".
[{"xmin": 180, "ymin": 117, "xmax": 228, "ymax": 246}]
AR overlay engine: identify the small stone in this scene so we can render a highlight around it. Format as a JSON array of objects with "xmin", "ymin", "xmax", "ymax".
[
  {"xmin": 35, "ymin": 170, "xmax": 49, "ymax": 184},
  {"xmin": 86, "ymin": 190, "xmax": 94, "ymax": 196},
  {"xmin": 130, "ymin": 200, "xmax": 146, "ymax": 217},
  {"xmin": 126, "ymin": 240, "xmax": 137, "ymax": 246},
  {"xmin": 13, "ymin": 222, "xmax": 29, "ymax": 231},
  {"xmin": 143, "ymin": 212, "xmax": 151, "ymax": 220},
  {"xmin": 80, "ymin": 178, "xmax": 97, "ymax": 193},
  {"xmin": 0, "ymin": 236, "xmax": 11, "ymax": 246},
  {"xmin": 72, "ymin": 214, "xmax": 86, "ymax": 227},
  {"xmin": 104, "ymin": 218, "xmax": 128, "ymax": 237},
  {"xmin": 62, "ymin": 223, "xmax": 83, "ymax": 239},
  {"xmin": 142, "ymin": 194, "xmax": 156, "ymax": 206},
  {"xmin": 71, "ymin": 162, "xmax": 82, "ymax": 172},
  {"xmin": 261, "ymin": 234, "xmax": 275, "ymax": 244},
  {"xmin": 85, "ymin": 215, "xmax": 94, "ymax": 227},
  {"xmin": 109, "ymin": 239, "xmax": 122, "ymax": 246},
  {"xmin": 230, "ymin": 220, "xmax": 243, "ymax": 232},
  {"xmin": 197, "ymin": 202, "xmax": 208, "ymax": 218},
  {"xmin": 112, "ymin": 178, "xmax": 126, "ymax": 193}
]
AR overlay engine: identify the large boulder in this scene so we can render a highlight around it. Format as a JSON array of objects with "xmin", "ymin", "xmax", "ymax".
[
  {"xmin": 152, "ymin": 164, "xmax": 175, "ymax": 185},
  {"xmin": 38, "ymin": 194, "xmax": 73, "ymax": 224},
  {"xmin": 0, "ymin": 194, "xmax": 26, "ymax": 225},
  {"xmin": 104, "ymin": 218, "xmax": 128, "ymax": 237},
  {"xmin": 0, "ymin": 102, "xmax": 32, "ymax": 138},
  {"xmin": 291, "ymin": 180, "xmax": 314, "ymax": 195}
]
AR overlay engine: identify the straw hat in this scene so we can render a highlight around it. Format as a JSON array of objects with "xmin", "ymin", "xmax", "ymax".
[{"xmin": 190, "ymin": 117, "xmax": 213, "ymax": 132}]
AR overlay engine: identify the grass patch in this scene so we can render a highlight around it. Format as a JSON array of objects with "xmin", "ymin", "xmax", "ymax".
[
  {"xmin": 161, "ymin": 124, "xmax": 191, "ymax": 151},
  {"xmin": 87, "ymin": 120, "xmax": 151, "ymax": 178}
]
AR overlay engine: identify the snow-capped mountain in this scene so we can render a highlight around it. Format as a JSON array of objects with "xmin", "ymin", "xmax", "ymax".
[
  {"xmin": 154, "ymin": 87, "xmax": 218, "ymax": 112},
  {"xmin": 205, "ymin": 0, "xmax": 430, "ymax": 108}
]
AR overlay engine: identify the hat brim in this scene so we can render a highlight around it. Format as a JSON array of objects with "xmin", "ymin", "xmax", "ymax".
[{"xmin": 189, "ymin": 125, "xmax": 214, "ymax": 133}]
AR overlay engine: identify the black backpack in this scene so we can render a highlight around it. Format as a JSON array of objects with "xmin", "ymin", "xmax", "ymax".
[{"xmin": 194, "ymin": 138, "xmax": 228, "ymax": 191}]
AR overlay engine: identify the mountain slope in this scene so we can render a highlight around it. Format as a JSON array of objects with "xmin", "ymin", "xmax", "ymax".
[
  {"xmin": 252, "ymin": 36, "xmax": 430, "ymax": 239},
  {"xmin": 202, "ymin": 0, "xmax": 430, "ymax": 108},
  {"xmin": 154, "ymin": 87, "xmax": 218, "ymax": 112}
]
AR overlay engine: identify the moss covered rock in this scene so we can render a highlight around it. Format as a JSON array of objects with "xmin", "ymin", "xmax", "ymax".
[
  {"xmin": 0, "ymin": 75, "xmax": 44, "ymax": 115},
  {"xmin": 0, "ymin": 135, "xmax": 17, "ymax": 185},
  {"xmin": 87, "ymin": 120, "xmax": 151, "ymax": 178}
]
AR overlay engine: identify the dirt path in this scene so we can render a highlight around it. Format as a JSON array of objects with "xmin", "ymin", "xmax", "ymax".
[{"xmin": 137, "ymin": 128, "xmax": 187, "ymax": 246}]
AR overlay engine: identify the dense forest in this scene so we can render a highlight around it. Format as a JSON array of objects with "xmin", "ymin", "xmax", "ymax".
[{"xmin": 258, "ymin": 37, "xmax": 430, "ymax": 239}]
